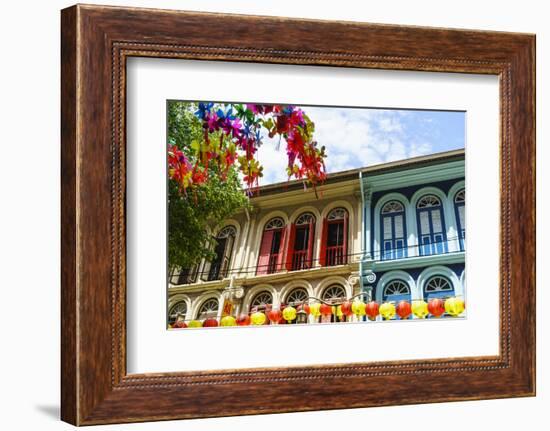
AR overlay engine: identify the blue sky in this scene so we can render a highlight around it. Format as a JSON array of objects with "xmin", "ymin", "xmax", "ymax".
[{"xmin": 257, "ymin": 107, "xmax": 465, "ymax": 185}]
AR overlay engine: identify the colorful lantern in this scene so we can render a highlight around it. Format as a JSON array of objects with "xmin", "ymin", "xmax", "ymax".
[
  {"xmin": 351, "ymin": 300, "xmax": 366, "ymax": 316},
  {"xmin": 365, "ymin": 301, "xmax": 379, "ymax": 319},
  {"xmin": 309, "ymin": 303, "xmax": 322, "ymax": 317},
  {"xmin": 220, "ymin": 316, "xmax": 237, "ymax": 327},
  {"xmin": 428, "ymin": 298, "xmax": 445, "ymax": 317},
  {"xmin": 379, "ymin": 302, "xmax": 396, "ymax": 320},
  {"xmin": 188, "ymin": 319, "xmax": 203, "ymax": 328},
  {"xmin": 302, "ymin": 303, "xmax": 311, "ymax": 315},
  {"xmin": 203, "ymin": 318, "xmax": 219, "ymax": 327},
  {"xmin": 320, "ymin": 303, "xmax": 333, "ymax": 316},
  {"xmin": 396, "ymin": 301, "xmax": 412, "ymax": 319},
  {"xmin": 282, "ymin": 306, "xmax": 297, "ymax": 322},
  {"xmin": 340, "ymin": 301, "xmax": 353, "ymax": 317},
  {"xmin": 411, "ymin": 300, "xmax": 429, "ymax": 319},
  {"xmin": 236, "ymin": 314, "xmax": 251, "ymax": 326},
  {"xmin": 444, "ymin": 297, "xmax": 465, "ymax": 317},
  {"xmin": 268, "ymin": 309, "xmax": 282, "ymax": 323},
  {"xmin": 172, "ymin": 319, "xmax": 187, "ymax": 329},
  {"xmin": 250, "ymin": 311, "xmax": 267, "ymax": 325},
  {"xmin": 336, "ymin": 305, "xmax": 343, "ymax": 319}
]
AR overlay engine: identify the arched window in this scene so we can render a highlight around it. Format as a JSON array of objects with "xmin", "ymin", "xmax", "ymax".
[
  {"xmin": 382, "ymin": 280, "xmax": 411, "ymax": 302},
  {"xmin": 380, "ymin": 200, "xmax": 407, "ymax": 260},
  {"xmin": 208, "ymin": 225, "xmax": 237, "ymax": 281},
  {"xmin": 168, "ymin": 301, "xmax": 187, "ymax": 325},
  {"xmin": 321, "ymin": 285, "xmax": 347, "ymax": 304},
  {"xmin": 249, "ymin": 291, "xmax": 273, "ymax": 313},
  {"xmin": 424, "ymin": 275, "xmax": 454, "ymax": 300},
  {"xmin": 287, "ymin": 213, "xmax": 316, "ymax": 271},
  {"xmin": 416, "ymin": 195, "xmax": 447, "ymax": 255},
  {"xmin": 196, "ymin": 298, "xmax": 219, "ymax": 320},
  {"xmin": 320, "ymin": 208, "xmax": 348, "ymax": 267},
  {"xmin": 257, "ymin": 218, "xmax": 286, "ymax": 275},
  {"xmin": 382, "ymin": 280, "xmax": 411, "ymax": 320},
  {"xmin": 454, "ymin": 190, "xmax": 465, "ymax": 250},
  {"xmin": 285, "ymin": 288, "xmax": 310, "ymax": 307}
]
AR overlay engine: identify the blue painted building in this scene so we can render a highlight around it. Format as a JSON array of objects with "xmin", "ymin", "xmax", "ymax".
[{"xmin": 359, "ymin": 149, "xmax": 465, "ymax": 307}]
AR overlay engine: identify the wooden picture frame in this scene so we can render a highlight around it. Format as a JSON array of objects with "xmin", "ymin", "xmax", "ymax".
[{"xmin": 61, "ymin": 4, "xmax": 535, "ymax": 425}]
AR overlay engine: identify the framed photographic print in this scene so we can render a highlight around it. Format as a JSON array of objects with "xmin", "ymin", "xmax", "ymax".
[{"xmin": 61, "ymin": 4, "xmax": 535, "ymax": 425}]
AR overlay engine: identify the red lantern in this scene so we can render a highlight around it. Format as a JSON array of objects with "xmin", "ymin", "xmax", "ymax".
[
  {"xmin": 268, "ymin": 309, "xmax": 282, "ymax": 323},
  {"xmin": 396, "ymin": 301, "xmax": 412, "ymax": 319},
  {"xmin": 428, "ymin": 298, "xmax": 445, "ymax": 317},
  {"xmin": 320, "ymin": 303, "xmax": 333, "ymax": 316},
  {"xmin": 236, "ymin": 314, "xmax": 251, "ymax": 326},
  {"xmin": 203, "ymin": 318, "xmax": 219, "ymax": 327},
  {"xmin": 302, "ymin": 304, "xmax": 311, "ymax": 315},
  {"xmin": 340, "ymin": 301, "xmax": 353, "ymax": 317},
  {"xmin": 365, "ymin": 301, "xmax": 379, "ymax": 319},
  {"xmin": 173, "ymin": 320, "xmax": 187, "ymax": 329}
]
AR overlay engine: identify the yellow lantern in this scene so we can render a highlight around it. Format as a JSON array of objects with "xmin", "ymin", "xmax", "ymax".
[
  {"xmin": 379, "ymin": 302, "xmax": 396, "ymax": 320},
  {"xmin": 282, "ymin": 306, "xmax": 297, "ymax": 321},
  {"xmin": 188, "ymin": 319, "xmax": 203, "ymax": 328},
  {"xmin": 444, "ymin": 297, "xmax": 465, "ymax": 317},
  {"xmin": 250, "ymin": 311, "xmax": 267, "ymax": 325},
  {"xmin": 411, "ymin": 300, "xmax": 429, "ymax": 319},
  {"xmin": 220, "ymin": 315, "xmax": 237, "ymax": 326},
  {"xmin": 336, "ymin": 305, "xmax": 343, "ymax": 319},
  {"xmin": 309, "ymin": 302, "xmax": 322, "ymax": 317},
  {"xmin": 351, "ymin": 300, "xmax": 366, "ymax": 316}
]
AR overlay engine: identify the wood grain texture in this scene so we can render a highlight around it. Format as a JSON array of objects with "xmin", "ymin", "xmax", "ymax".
[{"xmin": 60, "ymin": 4, "xmax": 536, "ymax": 425}]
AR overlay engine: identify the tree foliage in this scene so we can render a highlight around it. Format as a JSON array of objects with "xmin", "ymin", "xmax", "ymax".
[{"xmin": 168, "ymin": 102, "xmax": 249, "ymax": 272}]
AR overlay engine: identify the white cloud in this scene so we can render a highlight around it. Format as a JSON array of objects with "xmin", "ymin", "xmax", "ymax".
[{"xmin": 254, "ymin": 106, "xmax": 460, "ymax": 185}]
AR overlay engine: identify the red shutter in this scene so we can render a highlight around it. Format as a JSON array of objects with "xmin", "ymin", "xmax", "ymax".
[
  {"xmin": 285, "ymin": 223, "xmax": 297, "ymax": 271},
  {"xmin": 343, "ymin": 211, "xmax": 349, "ymax": 264},
  {"xmin": 319, "ymin": 217, "xmax": 328, "ymax": 266},
  {"xmin": 276, "ymin": 226, "xmax": 288, "ymax": 271},
  {"xmin": 306, "ymin": 220, "xmax": 315, "ymax": 268},
  {"xmin": 256, "ymin": 230, "xmax": 274, "ymax": 275}
]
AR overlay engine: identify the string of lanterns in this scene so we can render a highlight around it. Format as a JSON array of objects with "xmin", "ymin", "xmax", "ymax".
[{"xmin": 169, "ymin": 296, "xmax": 465, "ymax": 329}]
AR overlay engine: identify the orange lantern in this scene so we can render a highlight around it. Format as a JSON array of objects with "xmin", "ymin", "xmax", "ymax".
[
  {"xmin": 236, "ymin": 314, "xmax": 251, "ymax": 326},
  {"xmin": 340, "ymin": 301, "xmax": 353, "ymax": 317},
  {"xmin": 203, "ymin": 318, "xmax": 219, "ymax": 327},
  {"xmin": 173, "ymin": 319, "xmax": 187, "ymax": 329},
  {"xmin": 365, "ymin": 301, "xmax": 379, "ymax": 319},
  {"xmin": 396, "ymin": 301, "xmax": 412, "ymax": 319},
  {"xmin": 428, "ymin": 298, "xmax": 445, "ymax": 317},
  {"xmin": 320, "ymin": 303, "xmax": 333, "ymax": 316},
  {"xmin": 268, "ymin": 309, "xmax": 282, "ymax": 324}
]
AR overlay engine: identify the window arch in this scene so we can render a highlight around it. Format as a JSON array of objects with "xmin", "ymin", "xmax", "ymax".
[
  {"xmin": 382, "ymin": 280, "xmax": 411, "ymax": 302},
  {"xmin": 423, "ymin": 275, "xmax": 454, "ymax": 300},
  {"xmin": 416, "ymin": 194, "xmax": 447, "ymax": 255},
  {"xmin": 321, "ymin": 284, "xmax": 347, "ymax": 304},
  {"xmin": 208, "ymin": 225, "xmax": 237, "ymax": 281},
  {"xmin": 380, "ymin": 200, "xmax": 407, "ymax": 260},
  {"xmin": 168, "ymin": 301, "xmax": 187, "ymax": 325},
  {"xmin": 249, "ymin": 291, "xmax": 273, "ymax": 313},
  {"xmin": 285, "ymin": 287, "xmax": 310, "ymax": 307},
  {"xmin": 454, "ymin": 189, "xmax": 465, "ymax": 250},
  {"xmin": 196, "ymin": 298, "xmax": 219, "ymax": 320},
  {"xmin": 287, "ymin": 212, "xmax": 316, "ymax": 271},
  {"xmin": 257, "ymin": 218, "xmax": 286, "ymax": 275},
  {"xmin": 320, "ymin": 208, "xmax": 348, "ymax": 267}
]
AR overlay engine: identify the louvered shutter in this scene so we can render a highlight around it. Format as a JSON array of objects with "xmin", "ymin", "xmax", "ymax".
[
  {"xmin": 319, "ymin": 217, "xmax": 328, "ymax": 266},
  {"xmin": 256, "ymin": 230, "xmax": 274, "ymax": 275},
  {"xmin": 285, "ymin": 223, "xmax": 297, "ymax": 271}
]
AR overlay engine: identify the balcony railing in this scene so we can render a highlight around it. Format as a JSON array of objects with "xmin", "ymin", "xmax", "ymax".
[
  {"xmin": 207, "ymin": 256, "xmax": 230, "ymax": 281},
  {"xmin": 291, "ymin": 250, "xmax": 310, "ymax": 271},
  {"xmin": 267, "ymin": 253, "xmax": 279, "ymax": 274},
  {"xmin": 325, "ymin": 245, "xmax": 346, "ymax": 266}
]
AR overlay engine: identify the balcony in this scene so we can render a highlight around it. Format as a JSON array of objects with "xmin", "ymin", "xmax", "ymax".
[
  {"xmin": 291, "ymin": 250, "xmax": 310, "ymax": 271},
  {"xmin": 325, "ymin": 245, "xmax": 346, "ymax": 266}
]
